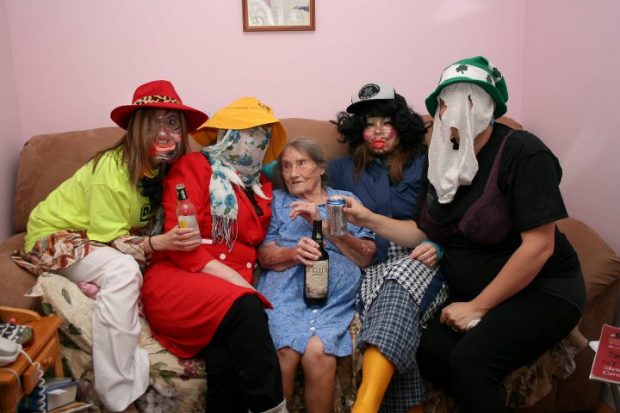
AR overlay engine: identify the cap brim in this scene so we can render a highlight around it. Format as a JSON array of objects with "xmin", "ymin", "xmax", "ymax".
[{"xmin": 346, "ymin": 98, "xmax": 394, "ymax": 114}]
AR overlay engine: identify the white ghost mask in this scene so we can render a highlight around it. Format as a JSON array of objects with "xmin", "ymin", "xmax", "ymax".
[{"xmin": 427, "ymin": 83, "xmax": 494, "ymax": 203}]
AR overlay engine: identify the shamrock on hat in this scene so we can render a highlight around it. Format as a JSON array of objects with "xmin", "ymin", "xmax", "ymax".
[{"xmin": 425, "ymin": 56, "xmax": 509, "ymax": 118}]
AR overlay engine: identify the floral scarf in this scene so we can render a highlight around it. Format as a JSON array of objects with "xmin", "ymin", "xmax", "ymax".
[{"xmin": 201, "ymin": 127, "xmax": 271, "ymax": 250}]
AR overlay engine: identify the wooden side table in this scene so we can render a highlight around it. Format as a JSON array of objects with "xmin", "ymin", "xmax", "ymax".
[{"xmin": 0, "ymin": 306, "xmax": 64, "ymax": 413}]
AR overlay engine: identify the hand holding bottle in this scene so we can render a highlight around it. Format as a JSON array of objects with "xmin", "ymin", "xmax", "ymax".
[
  {"xmin": 148, "ymin": 226, "xmax": 201, "ymax": 253},
  {"xmin": 295, "ymin": 236, "xmax": 324, "ymax": 266}
]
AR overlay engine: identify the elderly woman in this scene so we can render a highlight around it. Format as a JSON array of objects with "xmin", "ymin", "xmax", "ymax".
[
  {"xmin": 257, "ymin": 139, "xmax": 376, "ymax": 413},
  {"xmin": 141, "ymin": 98, "xmax": 288, "ymax": 413}
]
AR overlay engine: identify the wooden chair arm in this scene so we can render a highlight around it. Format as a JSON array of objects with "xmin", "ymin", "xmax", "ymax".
[{"xmin": 0, "ymin": 305, "xmax": 41, "ymax": 323}]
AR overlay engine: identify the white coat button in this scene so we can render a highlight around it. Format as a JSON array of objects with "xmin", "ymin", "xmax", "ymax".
[
  {"xmin": 219, "ymin": 253, "xmax": 226, "ymax": 260},
  {"xmin": 312, "ymin": 309, "xmax": 318, "ymax": 313},
  {"xmin": 246, "ymin": 262, "xmax": 252, "ymax": 269},
  {"xmin": 310, "ymin": 327, "xmax": 316, "ymax": 331}
]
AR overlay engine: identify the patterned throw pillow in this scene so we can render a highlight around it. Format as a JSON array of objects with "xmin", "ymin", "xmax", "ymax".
[{"xmin": 29, "ymin": 272, "xmax": 95, "ymax": 352}]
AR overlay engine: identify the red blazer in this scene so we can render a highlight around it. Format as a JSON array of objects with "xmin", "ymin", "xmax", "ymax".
[{"xmin": 142, "ymin": 152, "xmax": 273, "ymax": 358}]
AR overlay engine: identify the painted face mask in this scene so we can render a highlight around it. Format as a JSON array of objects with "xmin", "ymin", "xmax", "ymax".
[
  {"xmin": 363, "ymin": 116, "xmax": 399, "ymax": 155},
  {"xmin": 427, "ymin": 83, "xmax": 494, "ymax": 203},
  {"xmin": 150, "ymin": 112, "xmax": 182, "ymax": 163}
]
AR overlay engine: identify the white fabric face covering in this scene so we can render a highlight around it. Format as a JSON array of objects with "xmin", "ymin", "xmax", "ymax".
[{"xmin": 428, "ymin": 83, "xmax": 494, "ymax": 204}]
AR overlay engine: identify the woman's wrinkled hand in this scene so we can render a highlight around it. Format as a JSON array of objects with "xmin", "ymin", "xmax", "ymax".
[
  {"xmin": 154, "ymin": 226, "xmax": 201, "ymax": 252},
  {"xmin": 295, "ymin": 236, "xmax": 322, "ymax": 266},
  {"xmin": 440, "ymin": 301, "xmax": 484, "ymax": 333},
  {"xmin": 410, "ymin": 242, "xmax": 439, "ymax": 268},
  {"xmin": 289, "ymin": 200, "xmax": 322, "ymax": 223},
  {"xmin": 342, "ymin": 196, "xmax": 372, "ymax": 227}
]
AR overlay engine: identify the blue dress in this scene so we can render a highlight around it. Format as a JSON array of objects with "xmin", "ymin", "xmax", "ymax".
[{"xmin": 256, "ymin": 188, "xmax": 373, "ymax": 356}]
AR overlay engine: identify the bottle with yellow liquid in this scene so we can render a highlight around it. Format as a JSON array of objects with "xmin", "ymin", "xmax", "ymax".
[{"xmin": 176, "ymin": 183, "xmax": 200, "ymax": 234}]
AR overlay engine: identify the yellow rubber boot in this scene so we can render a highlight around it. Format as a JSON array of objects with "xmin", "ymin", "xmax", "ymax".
[{"xmin": 351, "ymin": 346, "xmax": 395, "ymax": 413}]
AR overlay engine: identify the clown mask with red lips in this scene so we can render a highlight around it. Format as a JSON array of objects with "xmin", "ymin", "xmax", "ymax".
[
  {"xmin": 150, "ymin": 110, "xmax": 182, "ymax": 164},
  {"xmin": 363, "ymin": 116, "xmax": 399, "ymax": 156}
]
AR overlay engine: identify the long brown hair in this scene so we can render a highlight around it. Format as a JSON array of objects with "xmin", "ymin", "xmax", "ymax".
[{"xmin": 91, "ymin": 109, "xmax": 190, "ymax": 187}]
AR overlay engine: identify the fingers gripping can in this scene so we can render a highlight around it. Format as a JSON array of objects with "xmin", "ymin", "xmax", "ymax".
[{"xmin": 327, "ymin": 195, "xmax": 347, "ymax": 236}]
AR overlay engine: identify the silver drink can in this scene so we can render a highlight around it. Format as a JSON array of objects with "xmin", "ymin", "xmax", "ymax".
[{"xmin": 327, "ymin": 195, "xmax": 347, "ymax": 236}]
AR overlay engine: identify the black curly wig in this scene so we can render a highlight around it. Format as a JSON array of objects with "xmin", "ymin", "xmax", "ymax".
[{"xmin": 333, "ymin": 93, "xmax": 429, "ymax": 183}]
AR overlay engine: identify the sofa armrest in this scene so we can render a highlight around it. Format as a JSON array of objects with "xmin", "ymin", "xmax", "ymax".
[
  {"xmin": 556, "ymin": 217, "xmax": 620, "ymax": 305},
  {"xmin": 552, "ymin": 217, "xmax": 620, "ymax": 412},
  {"xmin": 0, "ymin": 233, "xmax": 39, "ymax": 309}
]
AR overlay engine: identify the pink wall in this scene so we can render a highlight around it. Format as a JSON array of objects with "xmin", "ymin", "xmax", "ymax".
[
  {"xmin": 4, "ymin": 0, "xmax": 524, "ymax": 139},
  {"xmin": 522, "ymin": 0, "xmax": 620, "ymax": 253},
  {"xmin": 3, "ymin": 0, "xmax": 617, "ymax": 255},
  {"xmin": 0, "ymin": 0, "xmax": 21, "ymax": 240},
  {"xmin": 1, "ymin": 0, "xmax": 526, "ymax": 242}
]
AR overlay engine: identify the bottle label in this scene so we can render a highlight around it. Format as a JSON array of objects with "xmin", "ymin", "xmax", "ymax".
[
  {"xmin": 305, "ymin": 260, "xmax": 328, "ymax": 299},
  {"xmin": 178, "ymin": 215, "xmax": 199, "ymax": 230}
]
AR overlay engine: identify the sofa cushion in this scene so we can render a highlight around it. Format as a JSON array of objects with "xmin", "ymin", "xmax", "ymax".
[
  {"xmin": 13, "ymin": 127, "xmax": 125, "ymax": 232},
  {"xmin": 0, "ymin": 233, "xmax": 38, "ymax": 309},
  {"xmin": 281, "ymin": 118, "xmax": 349, "ymax": 161},
  {"xmin": 30, "ymin": 272, "xmax": 207, "ymax": 412}
]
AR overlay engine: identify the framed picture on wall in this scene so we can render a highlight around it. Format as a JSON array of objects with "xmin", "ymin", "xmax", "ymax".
[{"xmin": 243, "ymin": 0, "xmax": 315, "ymax": 32}]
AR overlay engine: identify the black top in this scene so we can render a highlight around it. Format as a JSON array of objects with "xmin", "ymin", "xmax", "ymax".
[{"xmin": 415, "ymin": 123, "xmax": 585, "ymax": 311}]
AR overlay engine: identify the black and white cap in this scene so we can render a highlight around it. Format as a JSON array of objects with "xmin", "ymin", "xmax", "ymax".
[{"xmin": 346, "ymin": 83, "xmax": 395, "ymax": 113}]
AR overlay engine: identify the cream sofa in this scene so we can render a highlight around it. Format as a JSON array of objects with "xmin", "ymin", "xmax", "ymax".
[{"xmin": 1, "ymin": 118, "xmax": 619, "ymax": 412}]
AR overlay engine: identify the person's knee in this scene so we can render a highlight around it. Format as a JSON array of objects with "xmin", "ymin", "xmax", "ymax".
[
  {"xmin": 231, "ymin": 294, "xmax": 263, "ymax": 315},
  {"xmin": 302, "ymin": 337, "xmax": 335, "ymax": 372},
  {"xmin": 448, "ymin": 345, "xmax": 493, "ymax": 393},
  {"xmin": 304, "ymin": 337, "xmax": 325, "ymax": 357},
  {"xmin": 104, "ymin": 254, "xmax": 142, "ymax": 285}
]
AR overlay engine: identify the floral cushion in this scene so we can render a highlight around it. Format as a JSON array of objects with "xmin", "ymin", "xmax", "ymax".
[{"xmin": 30, "ymin": 272, "xmax": 207, "ymax": 413}]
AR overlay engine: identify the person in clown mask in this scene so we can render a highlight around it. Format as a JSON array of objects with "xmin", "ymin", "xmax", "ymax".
[
  {"xmin": 329, "ymin": 84, "xmax": 448, "ymax": 413},
  {"xmin": 345, "ymin": 57, "xmax": 585, "ymax": 412},
  {"xmin": 12, "ymin": 80, "xmax": 208, "ymax": 412},
  {"xmin": 141, "ymin": 97, "xmax": 289, "ymax": 413}
]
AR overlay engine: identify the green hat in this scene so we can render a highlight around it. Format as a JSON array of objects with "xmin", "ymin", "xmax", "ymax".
[{"xmin": 425, "ymin": 56, "xmax": 508, "ymax": 118}]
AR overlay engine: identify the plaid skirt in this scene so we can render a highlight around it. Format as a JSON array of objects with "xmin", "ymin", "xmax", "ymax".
[
  {"xmin": 358, "ymin": 242, "xmax": 448, "ymax": 325},
  {"xmin": 357, "ymin": 242, "xmax": 448, "ymax": 412}
]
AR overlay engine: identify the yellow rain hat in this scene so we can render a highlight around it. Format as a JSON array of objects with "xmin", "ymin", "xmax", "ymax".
[{"xmin": 191, "ymin": 97, "xmax": 287, "ymax": 164}]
